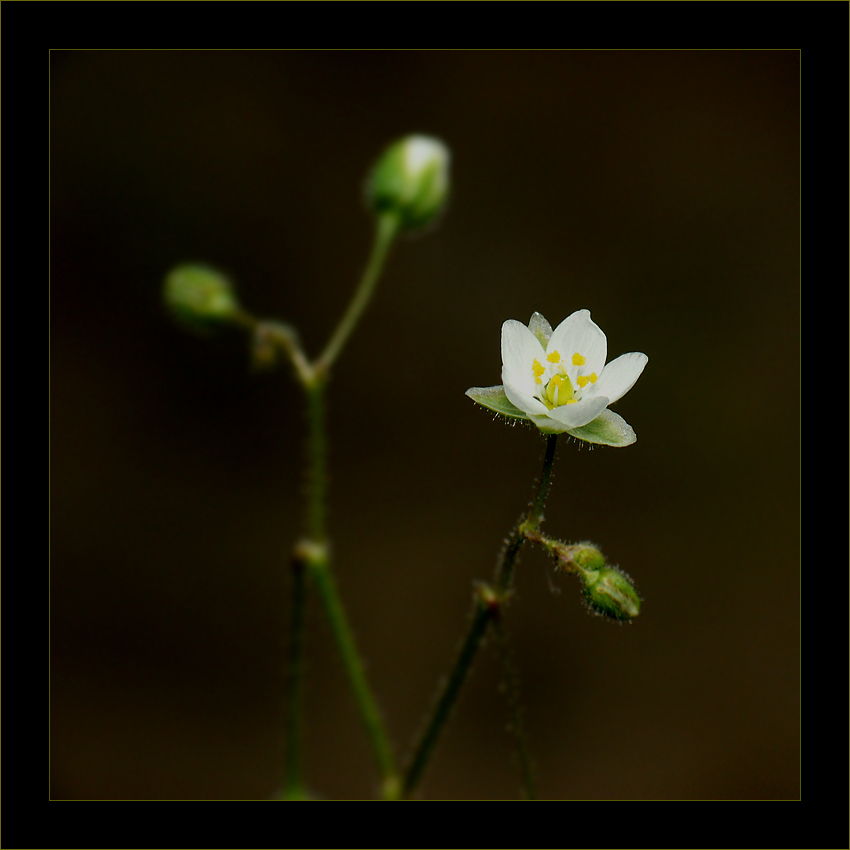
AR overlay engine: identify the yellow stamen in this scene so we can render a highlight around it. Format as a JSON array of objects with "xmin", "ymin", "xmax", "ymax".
[
  {"xmin": 532, "ymin": 358, "xmax": 545, "ymax": 385},
  {"xmin": 572, "ymin": 352, "xmax": 586, "ymax": 366},
  {"xmin": 546, "ymin": 351, "xmax": 561, "ymax": 364}
]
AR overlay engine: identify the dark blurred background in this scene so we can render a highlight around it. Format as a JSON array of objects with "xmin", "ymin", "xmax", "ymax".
[{"xmin": 50, "ymin": 50, "xmax": 799, "ymax": 800}]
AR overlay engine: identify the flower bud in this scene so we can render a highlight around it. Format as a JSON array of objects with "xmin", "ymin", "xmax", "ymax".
[
  {"xmin": 581, "ymin": 566, "xmax": 641, "ymax": 622},
  {"xmin": 164, "ymin": 264, "xmax": 240, "ymax": 330},
  {"xmin": 366, "ymin": 135, "xmax": 450, "ymax": 231},
  {"xmin": 570, "ymin": 542, "xmax": 606, "ymax": 571}
]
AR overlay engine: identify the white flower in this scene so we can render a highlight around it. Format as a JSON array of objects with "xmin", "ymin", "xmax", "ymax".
[{"xmin": 466, "ymin": 310, "xmax": 648, "ymax": 446}]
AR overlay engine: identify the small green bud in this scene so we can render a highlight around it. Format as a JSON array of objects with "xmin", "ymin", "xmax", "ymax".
[
  {"xmin": 570, "ymin": 542, "xmax": 606, "ymax": 571},
  {"xmin": 164, "ymin": 264, "xmax": 240, "ymax": 330},
  {"xmin": 366, "ymin": 135, "xmax": 450, "ymax": 231},
  {"xmin": 581, "ymin": 566, "xmax": 641, "ymax": 622}
]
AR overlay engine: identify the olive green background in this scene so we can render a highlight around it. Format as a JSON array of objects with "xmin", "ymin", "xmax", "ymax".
[{"xmin": 51, "ymin": 50, "xmax": 799, "ymax": 800}]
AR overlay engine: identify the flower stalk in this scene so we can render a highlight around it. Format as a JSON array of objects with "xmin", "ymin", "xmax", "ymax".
[
  {"xmin": 276, "ymin": 216, "xmax": 405, "ymax": 797},
  {"xmin": 283, "ymin": 543, "xmax": 308, "ymax": 799},
  {"xmin": 401, "ymin": 435, "xmax": 558, "ymax": 799},
  {"xmin": 401, "ymin": 584, "xmax": 496, "ymax": 799},
  {"xmin": 316, "ymin": 212, "xmax": 400, "ymax": 376},
  {"xmin": 256, "ymin": 135, "xmax": 450, "ymax": 798},
  {"xmin": 493, "ymin": 615, "xmax": 537, "ymax": 800}
]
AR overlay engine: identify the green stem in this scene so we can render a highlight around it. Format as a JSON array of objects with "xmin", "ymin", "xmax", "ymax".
[
  {"xmin": 401, "ymin": 436, "xmax": 559, "ymax": 798},
  {"xmin": 305, "ymin": 382, "xmax": 328, "ymax": 542},
  {"xmin": 281, "ymin": 382, "xmax": 326, "ymax": 798},
  {"xmin": 282, "ymin": 213, "xmax": 402, "ymax": 794},
  {"xmin": 297, "ymin": 377, "xmax": 399, "ymax": 794},
  {"xmin": 495, "ymin": 521, "xmax": 526, "ymax": 596},
  {"xmin": 493, "ymin": 616, "xmax": 537, "ymax": 800},
  {"xmin": 238, "ymin": 210, "xmax": 403, "ymax": 798},
  {"xmin": 497, "ymin": 434, "xmax": 558, "ymax": 592},
  {"xmin": 316, "ymin": 212, "xmax": 399, "ymax": 375},
  {"xmin": 527, "ymin": 433, "xmax": 558, "ymax": 530},
  {"xmin": 283, "ymin": 546, "xmax": 308, "ymax": 799},
  {"xmin": 402, "ymin": 587, "xmax": 496, "ymax": 799},
  {"xmin": 308, "ymin": 543, "xmax": 398, "ymax": 793}
]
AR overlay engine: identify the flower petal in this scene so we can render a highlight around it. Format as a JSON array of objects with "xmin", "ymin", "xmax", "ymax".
[
  {"xmin": 544, "ymin": 394, "xmax": 609, "ymax": 429},
  {"xmin": 591, "ymin": 352, "xmax": 648, "ymax": 405},
  {"xmin": 465, "ymin": 385, "xmax": 528, "ymax": 419},
  {"xmin": 501, "ymin": 319, "xmax": 545, "ymax": 396},
  {"xmin": 547, "ymin": 309, "xmax": 607, "ymax": 384},
  {"xmin": 566, "ymin": 409, "xmax": 636, "ymax": 446},
  {"xmin": 503, "ymin": 378, "xmax": 549, "ymax": 416},
  {"xmin": 528, "ymin": 312, "xmax": 553, "ymax": 347}
]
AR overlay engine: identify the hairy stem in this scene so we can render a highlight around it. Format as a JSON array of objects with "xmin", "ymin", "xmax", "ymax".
[
  {"xmin": 282, "ymin": 380, "xmax": 328, "ymax": 796},
  {"xmin": 493, "ymin": 616, "xmax": 537, "ymax": 800},
  {"xmin": 497, "ymin": 433, "xmax": 558, "ymax": 591},
  {"xmin": 527, "ymin": 433, "xmax": 558, "ymax": 530},
  {"xmin": 282, "ymin": 214, "xmax": 402, "ymax": 797},
  {"xmin": 288, "ymin": 377, "xmax": 399, "ymax": 795},
  {"xmin": 282, "ymin": 546, "xmax": 308, "ymax": 798},
  {"xmin": 307, "ymin": 539, "xmax": 398, "ymax": 789},
  {"xmin": 402, "ymin": 587, "xmax": 495, "ymax": 799},
  {"xmin": 401, "ymin": 435, "xmax": 559, "ymax": 798}
]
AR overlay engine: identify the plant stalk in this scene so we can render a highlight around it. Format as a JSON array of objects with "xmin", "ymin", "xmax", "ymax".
[
  {"xmin": 401, "ymin": 590, "xmax": 494, "ymax": 798},
  {"xmin": 401, "ymin": 435, "xmax": 559, "ymax": 798},
  {"xmin": 282, "ymin": 215, "xmax": 402, "ymax": 797},
  {"xmin": 316, "ymin": 212, "xmax": 399, "ymax": 375}
]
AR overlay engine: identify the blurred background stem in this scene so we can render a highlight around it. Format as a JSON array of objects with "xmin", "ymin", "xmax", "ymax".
[
  {"xmin": 282, "ymin": 217, "xmax": 402, "ymax": 798},
  {"xmin": 317, "ymin": 213, "xmax": 399, "ymax": 375}
]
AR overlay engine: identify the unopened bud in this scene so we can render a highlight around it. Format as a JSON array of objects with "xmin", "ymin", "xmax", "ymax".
[
  {"xmin": 570, "ymin": 542, "xmax": 606, "ymax": 571},
  {"xmin": 581, "ymin": 566, "xmax": 641, "ymax": 622},
  {"xmin": 164, "ymin": 264, "xmax": 240, "ymax": 330},
  {"xmin": 366, "ymin": 135, "xmax": 450, "ymax": 231}
]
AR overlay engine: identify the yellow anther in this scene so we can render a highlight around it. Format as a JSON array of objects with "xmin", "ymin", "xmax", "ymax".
[
  {"xmin": 589, "ymin": 372, "xmax": 597, "ymax": 384},
  {"xmin": 532, "ymin": 358, "xmax": 545, "ymax": 385},
  {"xmin": 546, "ymin": 351, "xmax": 561, "ymax": 364},
  {"xmin": 572, "ymin": 352, "xmax": 586, "ymax": 366},
  {"xmin": 577, "ymin": 375, "xmax": 590, "ymax": 388}
]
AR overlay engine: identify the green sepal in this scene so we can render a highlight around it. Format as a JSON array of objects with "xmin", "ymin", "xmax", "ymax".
[
  {"xmin": 465, "ymin": 385, "xmax": 528, "ymax": 420},
  {"xmin": 581, "ymin": 566, "xmax": 641, "ymax": 621},
  {"xmin": 565, "ymin": 409, "xmax": 636, "ymax": 447}
]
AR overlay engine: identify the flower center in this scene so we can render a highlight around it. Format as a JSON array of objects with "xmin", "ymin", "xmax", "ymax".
[{"xmin": 532, "ymin": 350, "xmax": 598, "ymax": 410}]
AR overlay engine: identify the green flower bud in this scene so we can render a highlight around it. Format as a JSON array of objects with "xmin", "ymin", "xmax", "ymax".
[
  {"xmin": 366, "ymin": 135, "xmax": 450, "ymax": 231},
  {"xmin": 581, "ymin": 566, "xmax": 641, "ymax": 622},
  {"xmin": 164, "ymin": 264, "xmax": 240, "ymax": 330},
  {"xmin": 570, "ymin": 542, "xmax": 606, "ymax": 571}
]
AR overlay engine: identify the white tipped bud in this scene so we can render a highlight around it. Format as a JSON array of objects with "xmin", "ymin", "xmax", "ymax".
[{"xmin": 366, "ymin": 135, "xmax": 450, "ymax": 231}]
